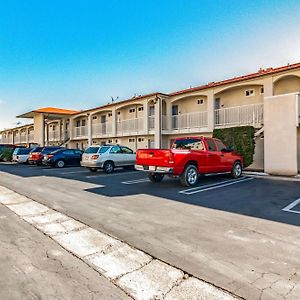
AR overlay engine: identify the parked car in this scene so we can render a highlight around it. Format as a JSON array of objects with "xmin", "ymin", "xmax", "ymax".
[
  {"xmin": 29, "ymin": 146, "xmax": 63, "ymax": 165},
  {"xmin": 81, "ymin": 145, "xmax": 136, "ymax": 173},
  {"xmin": 43, "ymin": 148, "xmax": 83, "ymax": 168},
  {"xmin": 135, "ymin": 137, "xmax": 243, "ymax": 187},
  {"xmin": 12, "ymin": 148, "xmax": 32, "ymax": 163}
]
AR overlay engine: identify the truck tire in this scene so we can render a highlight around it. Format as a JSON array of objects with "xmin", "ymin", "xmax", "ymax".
[
  {"xmin": 148, "ymin": 173, "xmax": 164, "ymax": 183},
  {"xmin": 231, "ymin": 161, "xmax": 242, "ymax": 179},
  {"xmin": 89, "ymin": 168, "xmax": 98, "ymax": 172},
  {"xmin": 180, "ymin": 164, "xmax": 199, "ymax": 187}
]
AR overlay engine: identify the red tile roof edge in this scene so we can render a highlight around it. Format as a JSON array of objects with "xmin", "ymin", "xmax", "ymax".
[{"xmin": 169, "ymin": 62, "xmax": 300, "ymax": 96}]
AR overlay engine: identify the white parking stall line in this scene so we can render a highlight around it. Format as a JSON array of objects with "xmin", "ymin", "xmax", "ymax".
[
  {"xmin": 282, "ymin": 198, "xmax": 300, "ymax": 214},
  {"xmin": 60, "ymin": 170, "xmax": 89, "ymax": 175},
  {"xmin": 85, "ymin": 171, "xmax": 134, "ymax": 179},
  {"xmin": 179, "ymin": 177, "xmax": 254, "ymax": 195},
  {"xmin": 122, "ymin": 178, "xmax": 150, "ymax": 185}
]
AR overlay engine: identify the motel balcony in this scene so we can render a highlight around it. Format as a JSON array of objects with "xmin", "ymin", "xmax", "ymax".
[
  {"xmin": 28, "ymin": 133, "xmax": 34, "ymax": 143},
  {"xmin": 73, "ymin": 126, "xmax": 88, "ymax": 139},
  {"xmin": 214, "ymin": 103, "xmax": 264, "ymax": 128},
  {"xmin": 48, "ymin": 130, "xmax": 60, "ymax": 142},
  {"xmin": 92, "ymin": 122, "xmax": 112, "ymax": 138},
  {"xmin": 117, "ymin": 117, "xmax": 144, "ymax": 136}
]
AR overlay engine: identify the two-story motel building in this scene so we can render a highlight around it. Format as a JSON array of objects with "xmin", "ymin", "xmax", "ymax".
[{"xmin": 1, "ymin": 62, "xmax": 300, "ymax": 175}]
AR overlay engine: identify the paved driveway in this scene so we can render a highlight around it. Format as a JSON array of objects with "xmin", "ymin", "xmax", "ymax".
[{"xmin": 0, "ymin": 163, "xmax": 299, "ymax": 299}]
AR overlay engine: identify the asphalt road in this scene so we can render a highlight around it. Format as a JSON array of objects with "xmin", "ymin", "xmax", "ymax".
[{"xmin": 0, "ymin": 163, "xmax": 300, "ymax": 300}]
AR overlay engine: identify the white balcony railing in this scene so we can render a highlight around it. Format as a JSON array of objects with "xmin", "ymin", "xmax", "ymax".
[
  {"xmin": 117, "ymin": 118, "xmax": 143, "ymax": 136},
  {"xmin": 148, "ymin": 116, "xmax": 155, "ymax": 130},
  {"xmin": 48, "ymin": 130, "xmax": 60, "ymax": 141},
  {"xmin": 74, "ymin": 126, "xmax": 88, "ymax": 138},
  {"xmin": 92, "ymin": 122, "xmax": 112, "ymax": 137},
  {"xmin": 215, "ymin": 103, "xmax": 263, "ymax": 128},
  {"xmin": 20, "ymin": 134, "xmax": 27, "ymax": 143},
  {"xmin": 171, "ymin": 111, "xmax": 208, "ymax": 130},
  {"xmin": 28, "ymin": 133, "xmax": 34, "ymax": 143},
  {"xmin": 14, "ymin": 136, "xmax": 20, "ymax": 144}
]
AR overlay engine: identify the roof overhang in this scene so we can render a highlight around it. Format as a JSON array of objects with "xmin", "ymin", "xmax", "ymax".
[{"xmin": 17, "ymin": 107, "xmax": 79, "ymax": 119}]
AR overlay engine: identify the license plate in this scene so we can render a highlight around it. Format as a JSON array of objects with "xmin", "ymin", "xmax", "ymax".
[{"xmin": 149, "ymin": 166, "xmax": 156, "ymax": 171}]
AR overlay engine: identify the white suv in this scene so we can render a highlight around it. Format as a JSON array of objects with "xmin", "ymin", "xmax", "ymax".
[{"xmin": 81, "ymin": 145, "xmax": 136, "ymax": 173}]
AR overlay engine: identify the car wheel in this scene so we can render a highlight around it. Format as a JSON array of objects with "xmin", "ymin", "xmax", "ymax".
[
  {"xmin": 148, "ymin": 173, "xmax": 164, "ymax": 183},
  {"xmin": 56, "ymin": 160, "xmax": 65, "ymax": 168},
  {"xmin": 231, "ymin": 161, "xmax": 242, "ymax": 179},
  {"xmin": 89, "ymin": 168, "xmax": 98, "ymax": 172},
  {"xmin": 103, "ymin": 161, "xmax": 114, "ymax": 174},
  {"xmin": 180, "ymin": 164, "xmax": 199, "ymax": 187}
]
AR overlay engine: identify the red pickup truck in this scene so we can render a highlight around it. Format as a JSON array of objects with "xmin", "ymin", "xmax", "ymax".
[{"xmin": 135, "ymin": 137, "xmax": 243, "ymax": 187}]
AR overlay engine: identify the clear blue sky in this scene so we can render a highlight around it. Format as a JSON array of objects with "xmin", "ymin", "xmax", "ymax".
[{"xmin": 1, "ymin": 0, "xmax": 300, "ymax": 129}]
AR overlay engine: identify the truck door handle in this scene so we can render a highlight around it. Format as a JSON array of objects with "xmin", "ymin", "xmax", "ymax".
[{"xmin": 220, "ymin": 154, "xmax": 224, "ymax": 157}]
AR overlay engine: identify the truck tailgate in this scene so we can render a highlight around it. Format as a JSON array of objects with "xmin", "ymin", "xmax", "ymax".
[{"xmin": 136, "ymin": 149, "xmax": 172, "ymax": 167}]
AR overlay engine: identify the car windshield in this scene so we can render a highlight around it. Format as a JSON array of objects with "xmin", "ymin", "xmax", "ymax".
[{"xmin": 14, "ymin": 148, "xmax": 32, "ymax": 155}]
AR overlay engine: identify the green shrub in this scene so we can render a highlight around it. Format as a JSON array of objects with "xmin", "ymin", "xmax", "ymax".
[
  {"xmin": 0, "ymin": 148, "xmax": 13, "ymax": 162},
  {"xmin": 213, "ymin": 126, "xmax": 255, "ymax": 168}
]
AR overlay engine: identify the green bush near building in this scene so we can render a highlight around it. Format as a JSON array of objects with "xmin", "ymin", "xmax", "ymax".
[{"xmin": 213, "ymin": 126, "xmax": 255, "ymax": 168}]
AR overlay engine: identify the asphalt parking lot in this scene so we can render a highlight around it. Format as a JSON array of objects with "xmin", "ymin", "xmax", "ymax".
[{"xmin": 0, "ymin": 163, "xmax": 300, "ymax": 299}]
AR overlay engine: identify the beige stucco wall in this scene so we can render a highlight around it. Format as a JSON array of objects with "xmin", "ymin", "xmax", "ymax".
[
  {"xmin": 247, "ymin": 137, "xmax": 264, "ymax": 171},
  {"xmin": 171, "ymin": 96, "xmax": 208, "ymax": 114},
  {"xmin": 298, "ymin": 127, "xmax": 300, "ymax": 172},
  {"xmin": 264, "ymin": 93, "xmax": 299, "ymax": 175},
  {"xmin": 273, "ymin": 76, "xmax": 300, "ymax": 96},
  {"xmin": 215, "ymin": 85, "xmax": 264, "ymax": 108}
]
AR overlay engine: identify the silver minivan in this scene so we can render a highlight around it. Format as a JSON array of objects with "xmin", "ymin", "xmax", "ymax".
[{"xmin": 81, "ymin": 145, "xmax": 136, "ymax": 173}]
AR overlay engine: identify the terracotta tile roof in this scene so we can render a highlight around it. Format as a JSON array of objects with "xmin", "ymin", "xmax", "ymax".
[
  {"xmin": 75, "ymin": 92, "xmax": 168, "ymax": 115},
  {"xmin": 33, "ymin": 107, "xmax": 79, "ymax": 115},
  {"xmin": 169, "ymin": 62, "xmax": 300, "ymax": 96}
]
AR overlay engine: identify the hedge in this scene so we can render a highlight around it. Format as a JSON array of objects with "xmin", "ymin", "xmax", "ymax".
[{"xmin": 213, "ymin": 126, "xmax": 255, "ymax": 168}]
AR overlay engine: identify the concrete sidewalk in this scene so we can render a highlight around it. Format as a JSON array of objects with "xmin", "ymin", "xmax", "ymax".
[{"xmin": 0, "ymin": 204, "xmax": 129, "ymax": 300}]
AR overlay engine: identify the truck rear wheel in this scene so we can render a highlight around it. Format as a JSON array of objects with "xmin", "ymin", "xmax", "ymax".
[
  {"xmin": 180, "ymin": 164, "xmax": 199, "ymax": 187},
  {"xmin": 148, "ymin": 173, "xmax": 164, "ymax": 183}
]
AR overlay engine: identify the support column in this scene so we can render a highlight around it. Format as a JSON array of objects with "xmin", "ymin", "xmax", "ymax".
[
  {"xmin": 69, "ymin": 118, "xmax": 74, "ymax": 141},
  {"xmin": 62, "ymin": 119, "xmax": 67, "ymax": 141},
  {"xmin": 26, "ymin": 128, "xmax": 29, "ymax": 145},
  {"xmin": 87, "ymin": 114, "xmax": 92, "ymax": 146},
  {"xmin": 263, "ymin": 77, "xmax": 273, "ymax": 97},
  {"xmin": 166, "ymin": 100, "xmax": 172, "ymax": 132},
  {"xmin": 207, "ymin": 90, "xmax": 215, "ymax": 133},
  {"xmin": 111, "ymin": 108, "xmax": 117, "ymax": 137},
  {"xmin": 33, "ymin": 113, "xmax": 45, "ymax": 146},
  {"xmin": 143, "ymin": 99, "xmax": 149, "ymax": 134},
  {"xmin": 154, "ymin": 96, "xmax": 162, "ymax": 148}
]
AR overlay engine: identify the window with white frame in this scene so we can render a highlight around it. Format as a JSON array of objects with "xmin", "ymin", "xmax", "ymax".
[
  {"xmin": 245, "ymin": 89, "xmax": 255, "ymax": 97},
  {"xmin": 197, "ymin": 99, "xmax": 204, "ymax": 105}
]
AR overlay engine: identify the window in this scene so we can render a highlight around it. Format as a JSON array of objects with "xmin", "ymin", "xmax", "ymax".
[
  {"xmin": 138, "ymin": 107, "xmax": 144, "ymax": 111},
  {"xmin": 92, "ymin": 140, "xmax": 97, "ymax": 144},
  {"xmin": 173, "ymin": 139, "xmax": 204, "ymax": 150},
  {"xmin": 115, "ymin": 139, "xmax": 118, "ymax": 143},
  {"xmin": 75, "ymin": 150, "xmax": 83, "ymax": 155},
  {"xmin": 260, "ymin": 87, "xmax": 264, "ymax": 94},
  {"xmin": 108, "ymin": 113, "xmax": 112, "ymax": 117},
  {"xmin": 215, "ymin": 140, "xmax": 227, "ymax": 151},
  {"xmin": 121, "ymin": 146, "xmax": 133, "ymax": 154},
  {"xmin": 82, "ymin": 120, "xmax": 86, "ymax": 126},
  {"xmin": 84, "ymin": 147, "xmax": 100, "ymax": 154},
  {"xmin": 245, "ymin": 89, "xmax": 255, "ymax": 97},
  {"xmin": 197, "ymin": 99, "xmax": 204, "ymax": 105},
  {"xmin": 76, "ymin": 121, "xmax": 81, "ymax": 127},
  {"xmin": 99, "ymin": 146, "xmax": 110, "ymax": 153},
  {"xmin": 206, "ymin": 139, "xmax": 217, "ymax": 151},
  {"xmin": 117, "ymin": 112, "xmax": 121, "ymax": 115},
  {"xmin": 110, "ymin": 146, "xmax": 122, "ymax": 154},
  {"xmin": 63, "ymin": 150, "xmax": 74, "ymax": 155},
  {"xmin": 149, "ymin": 106, "xmax": 155, "ymax": 116},
  {"xmin": 129, "ymin": 138, "xmax": 135, "ymax": 142},
  {"xmin": 138, "ymin": 138, "xmax": 144, "ymax": 142},
  {"xmin": 108, "ymin": 139, "xmax": 113, "ymax": 143},
  {"xmin": 92, "ymin": 116, "xmax": 97, "ymax": 120},
  {"xmin": 129, "ymin": 108, "xmax": 135, "ymax": 113}
]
